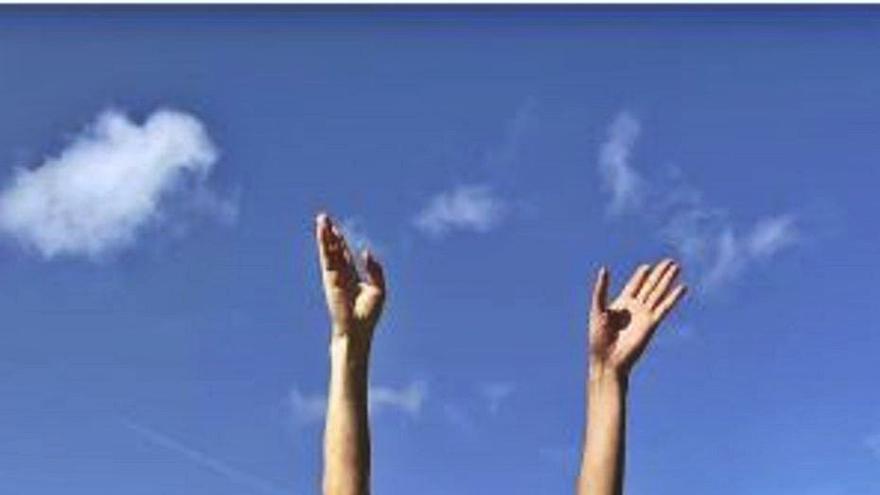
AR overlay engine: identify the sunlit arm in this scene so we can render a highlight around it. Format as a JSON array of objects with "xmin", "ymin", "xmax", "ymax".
[
  {"xmin": 577, "ymin": 260, "xmax": 687, "ymax": 495},
  {"xmin": 314, "ymin": 213, "xmax": 386, "ymax": 495},
  {"xmin": 579, "ymin": 364, "xmax": 627, "ymax": 495},
  {"xmin": 324, "ymin": 336, "xmax": 371, "ymax": 495}
]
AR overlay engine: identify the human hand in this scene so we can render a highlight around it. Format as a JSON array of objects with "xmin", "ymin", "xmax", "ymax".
[
  {"xmin": 589, "ymin": 259, "xmax": 687, "ymax": 378},
  {"xmin": 315, "ymin": 213, "xmax": 386, "ymax": 351}
]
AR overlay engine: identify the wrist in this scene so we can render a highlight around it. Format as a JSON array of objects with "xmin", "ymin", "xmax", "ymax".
[
  {"xmin": 328, "ymin": 334, "xmax": 370, "ymax": 405},
  {"xmin": 588, "ymin": 362, "xmax": 628, "ymax": 388},
  {"xmin": 329, "ymin": 332, "xmax": 371, "ymax": 372},
  {"xmin": 587, "ymin": 365, "xmax": 628, "ymax": 414}
]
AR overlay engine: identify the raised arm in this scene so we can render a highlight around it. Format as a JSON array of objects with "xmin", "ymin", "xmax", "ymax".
[
  {"xmin": 577, "ymin": 260, "xmax": 686, "ymax": 495},
  {"xmin": 315, "ymin": 213, "xmax": 386, "ymax": 495}
]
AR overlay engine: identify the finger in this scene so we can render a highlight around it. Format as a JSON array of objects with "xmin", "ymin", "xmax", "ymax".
[
  {"xmin": 654, "ymin": 284, "xmax": 687, "ymax": 322},
  {"xmin": 638, "ymin": 259, "xmax": 674, "ymax": 303},
  {"xmin": 591, "ymin": 266, "xmax": 609, "ymax": 316},
  {"xmin": 317, "ymin": 214, "xmax": 345, "ymax": 273},
  {"xmin": 332, "ymin": 224, "xmax": 355, "ymax": 269},
  {"xmin": 621, "ymin": 264, "xmax": 651, "ymax": 299},
  {"xmin": 315, "ymin": 212, "xmax": 333, "ymax": 271},
  {"xmin": 629, "ymin": 282, "xmax": 683, "ymax": 354},
  {"xmin": 647, "ymin": 262, "xmax": 680, "ymax": 309},
  {"xmin": 328, "ymin": 222, "xmax": 362, "ymax": 289},
  {"xmin": 363, "ymin": 249, "xmax": 386, "ymax": 294}
]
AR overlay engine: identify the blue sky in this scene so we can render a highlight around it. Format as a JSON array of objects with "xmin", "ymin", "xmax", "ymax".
[{"xmin": 0, "ymin": 6, "xmax": 878, "ymax": 494}]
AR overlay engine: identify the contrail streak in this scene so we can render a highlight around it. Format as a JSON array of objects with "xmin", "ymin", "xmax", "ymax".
[{"xmin": 120, "ymin": 418, "xmax": 288, "ymax": 495}]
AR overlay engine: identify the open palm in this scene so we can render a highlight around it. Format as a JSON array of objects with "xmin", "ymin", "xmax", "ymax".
[
  {"xmin": 315, "ymin": 213, "xmax": 386, "ymax": 342},
  {"xmin": 589, "ymin": 259, "xmax": 687, "ymax": 375}
]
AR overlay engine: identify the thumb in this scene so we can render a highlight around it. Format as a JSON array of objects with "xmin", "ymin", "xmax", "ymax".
[{"xmin": 591, "ymin": 266, "xmax": 609, "ymax": 316}]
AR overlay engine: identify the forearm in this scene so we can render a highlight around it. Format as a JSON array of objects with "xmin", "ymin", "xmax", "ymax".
[
  {"xmin": 577, "ymin": 365, "xmax": 628, "ymax": 495},
  {"xmin": 323, "ymin": 335, "xmax": 371, "ymax": 495}
]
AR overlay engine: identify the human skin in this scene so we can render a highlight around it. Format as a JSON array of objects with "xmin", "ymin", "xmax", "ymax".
[
  {"xmin": 577, "ymin": 259, "xmax": 687, "ymax": 495},
  {"xmin": 315, "ymin": 213, "xmax": 386, "ymax": 495}
]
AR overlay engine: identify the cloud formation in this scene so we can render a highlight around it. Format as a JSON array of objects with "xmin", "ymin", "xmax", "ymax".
[
  {"xmin": 289, "ymin": 388, "xmax": 329, "ymax": 424},
  {"xmin": 412, "ymin": 101, "xmax": 533, "ymax": 240},
  {"xmin": 370, "ymin": 381, "xmax": 427, "ymax": 416},
  {"xmin": 483, "ymin": 97, "xmax": 536, "ymax": 170},
  {"xmin": 597, "ymin": 111, "xmax": 800, "ymax": 291},
  {"xmin": 747, "ymin": 214, "xmax": 799, "ymax": 257},
  {"xmin": 0, "ymin": 108, "xmax": 232, "ymax": 259},
  {"xmin": 598, "ymin": 111, "xmax": 645, "ymax": 215},
  {"xmin": 698, "ymin": 215, "xmax": 799, "ymax": 289},
  {"xmin": 290, "ymin": 381, "xmax": 427, "ymax": 425},
  {"xmin": 662, "ymin": 206, "xmax": 800, "ymax": 291},
  {"xmin": 413, "ymin": 185, "xmax": 506, "ymax": 238}
]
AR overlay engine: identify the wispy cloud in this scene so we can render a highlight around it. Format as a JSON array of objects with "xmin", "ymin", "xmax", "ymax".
[
  {"xmin": 120, "ymin": 418, "xmax": 287, "ymax": 495},
  {"xmin": 598, "ymin": 111, "xmax": 645, "ymax": 215},
  {"xmin": 483, "ymin": 97, "xmax": 536, "ymax": 170},
  {"xmin": 657, "ymin": 176, "xmax": 801, "ymax": 291},
  {"xmin": 413, "ymin": 101, "xmax": 534, "ymax": 240},
  {"xmin": 413, "ymin": 185, "xmax": 506, "ymax": 238},
  {"xmin": 700, "ymin": 229, "xmax": 747, "ymax": 289},
  {"xmin": 597, "ymin": 111, "xmax": 800, "ymax": 292},
  {"xmin": 747, "ymin": 214, "xmax": 799, "ymax": 257},
  {"xmin": 697, "ymin": 215, "xmax": 800, "ymax": 290},
  {"xmin": 290, "ymin": 381, "xmax": 427, "ymax": 425},
  {"xmin": 0, "ymin": 108, "xmax": 234, "ymax": 259},
  {"xmin": 480, "ymin": 382, "xmax": 515, "ymax": 415},
  {"xmin": 370, "ymin": 381, "xmax": 427, "ymax": 416},
  {"xmin": 289, "ymin": 388, "xmax": 329, "ymax": 425}
]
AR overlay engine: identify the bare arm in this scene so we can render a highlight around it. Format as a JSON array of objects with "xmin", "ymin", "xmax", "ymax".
[
  {"xmin": 577, "ymin": 260, "xmax": 686, "ymax": 495},
  {"xmin": 316, "ymin": 213, "xmax": 386, "ymax": 495}
]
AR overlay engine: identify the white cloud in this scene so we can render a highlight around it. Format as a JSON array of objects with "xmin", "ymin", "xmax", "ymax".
[
  {"xmin": 701, "ymin": 228, "xmax": 748, "ymax": 289},
  {"xmin": 660, "ymin": 205, "xmax": 724, "ymax": 265},
  {"xmin": 689, "ymin": 216, "xmax": 800, "ymax": 291},
  {"xmin": 370, "ymin": 381, "xmax": 427, "ymax": 416},
  {"xmin": 597, "ymin": 112, "xmax": 800, "ymax": 292},
  {"xmin": 413, "ymin": 184, "xmax": 506, "ymax": 238},
  {"xmin": 289, "ymin": 388, "xmax": 328, "ymax": 425},
  {"xmin": 0, "ymin": 108, "xmax": 232, "ymax": 259},
  {"xmin": 412, "ymin": 101, "xmax": 532, "ymax": 240},
  {"xmin": 480, "ymin": 382, "xmax": 515, "ymax": 415},
  {"xmin": 483, "ymin": 97, "xmax": 536, "ymax": 170},
  {"xmin": 598, "ymin": 111, "xmax": 645, "ymax": 215},
  {"xmin": 747, "ymin": 214, "xmax": 799, "ymax": 258},
  {"xmin": 290, "ymin": 381, "xmax": 427, "ymax": 425}
]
